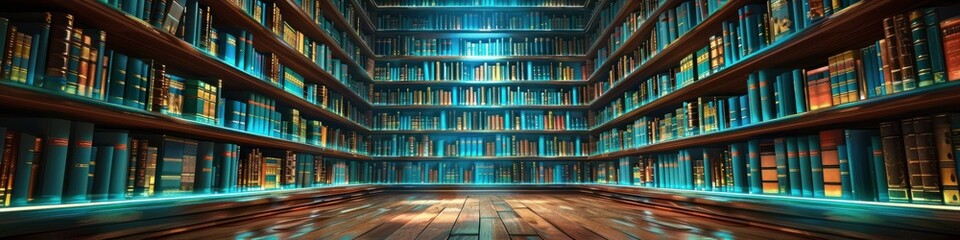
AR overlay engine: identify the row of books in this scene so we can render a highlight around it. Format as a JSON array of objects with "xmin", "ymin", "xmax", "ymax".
[
  {"xmin": 592, "ymin": 7, "xmax": 960, "ymax": 128},
  {"xmin": 590, "ymin": 0, "xmax": 832, "ymax": 97},
  {"xmin": 370, "ymin": 135, "xmax": 585, "ymax": 157},
  {"xmin": 100, "ymin": 1, "xmax": 374, "ymax": 113},
  {"xmin": 0, "ymin": 17, "xmax": 369, "ymax": 147},
  {"xmin": 373, "ymin": 36, "xmax": 585, "ymax": 56},
  {"xmin": 592, "ymin": 0, "xmax": 668, "ymax": 68},
  {"xmin": 255, "ymin": 1, "xmax": 372, "ymax": 92},
  {"xmin": 220, "ymin": 92, "xmax": 368, "ymax": 154},
  {"xmin": 620, "ymin": 114, "xmax": 960, "ymax": 205},
  {"xmin": 376, "ymin": 12, "xmax": 584, "ymax": 30},
  {"xmin": 372, "ymin": 61, "xmax": 587, "ymax": 82},
  {"xmin": 591, "ymin": 5, "xmax": 960, "ymax": 124},
  {"xmin": 0, "ymin": 119, "xmax": 243, "ymax": 206},
  {"xmin": 592, "ymin": 0, "xmax": 633, "ymax": 41},
  {"xmin": 300, "ymin": 0, "xmax": 374, "ymax": 64},
  {"xmin": 370, "ymin": 86, "xmax": 588, "ymax": 106},
  {"xmin": 323, "ymin": 160, "xmax": 620, "ymax": 185},
  {"xmin": 374, "ymin": 0, "xmax": 585, "ymax": 7},
  {"xmin": 372, "ymin": 110, "xmax": 588, "ymax": 131}
]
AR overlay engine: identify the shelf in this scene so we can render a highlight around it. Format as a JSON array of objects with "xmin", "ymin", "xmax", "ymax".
[
  {"xmin": 372, "ymin": 80, "xmax": 587, "ymax": 86},
  {"xmin": 373, "ymin": 130, "xmax": 590, "ymax": 134},
  {"xmin": 32, "ymin": 0, "xmax": 371, "ymax": 132},
  {"xmin": 374, "ymin": 105, "xmax": 589, "ymax": 110},
  {"xmin": 584, "ymin": 0, "xmax": 719, "ymax": 84},
  {"xmin": 584, "ymin": 0, "xmax": 656, "ymax": 58},
  {"xmin": 582, "ymin": 0, "xmax": 612, "ymax": 33},
  {"xmin": 376, "ymin": 55, "xmax": 587, "ymax": 62},
  {"xmin": 587, "ymin": 0, "xmax": 927, "ymax": 130},
  {"xmin": 0, "ymin": 82, "xmax": 372, "ymax": 160},
  {"xmin": 313, "ymin": 0, "xmax": 378, "ymax": 59},
  {"xmin": 374, "ymin": 29, "xmax": 585, "ymax": 36},
  {"xmin": 587, "ymin": 0, "xmax": 676, "ymax": 60},
  {"xmin": 372, "ymin": 6, "xmax": 587, "ymax": 11},
  {"xmin": 205, "ymin": 0, "xmax": 374, "ymax": 109},
  {"xmin": 350, "ymin": 0, "xmax": 379, "ymax": 33},
  {"xmin": 588, "ymin": 81, "xmax": 960, "ymax": 160},
  {"xmin": 274, "ymin": 0, "xmax": 376, "ymax": 83},
  {"xmin": 371, "ymin": 156, "xmax": 589, "ymax": 161}
]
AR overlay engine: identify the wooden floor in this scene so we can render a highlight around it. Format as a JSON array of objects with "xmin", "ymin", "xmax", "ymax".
[{"xmin": 161, "ymin": 193, "xmax": 807, "ymax": 239}]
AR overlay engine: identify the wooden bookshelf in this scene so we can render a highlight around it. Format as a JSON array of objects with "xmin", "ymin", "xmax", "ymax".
[
  {"xmin": 373, "ymin": 105, "xmax": 589, "ymax": 110},
  {"xmin": 313, "ymin": 0, "xmax": 378, "ymax": 58},
  {"xmin": 582, "ymin": 0, "xmax": 613, "ymax": 33},
  {"xmin": 376, "ymin": 55, "xmax": 587, "ymax": 62},
  {"xmin": 18, "ymin": 0, "xmax": 371, "ymax": 132},
  {"xmin": 372, "ymin": 6, "xmax": 588, "ymax": 12},
  {"xmin": 273, "ymin": 0, "xmax": 376, "ymax": 82},
  {"xmin": 372, "ymin": 80, "xmax": 587, "ymax": 86},
  {"xmin": 0, "ymin": 82, "xmax": 371, "ymax": 160},
  {"xmin": 583, "ymin": 0, "xmax": 653, "ymax": 57},
  {"xmin": 374, "ymin": 130, "xmax": 590, "ymax": 134},
  {"xmin": 587, "ymin": 0, "xmax": 680, "ymax": 74},
  {"xmin": 373, "ymin": 156, "xmax": 589, "ymax": 161},
  {"xmin": 204, "ymin": 0, "xmax": 374, "ymax": 109},
  {"xmin": 374, "ymin": 29, "xmax": 585, "ymax": 36},
  {"xmin": 350, "ymin": 0, "xmax": 379, "ymax": 33},
  {"xmin": 588, "ymin": 81, "xmax": 960, "ymax": 160},
  {"xmin": 588, "ymin": 0, "xmax": 932, "ymax": 131}
]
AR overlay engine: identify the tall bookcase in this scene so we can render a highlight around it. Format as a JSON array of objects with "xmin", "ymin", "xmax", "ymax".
[{"xmin": 2, "ymin": 0, "xmax": 960, "ymax": 208}]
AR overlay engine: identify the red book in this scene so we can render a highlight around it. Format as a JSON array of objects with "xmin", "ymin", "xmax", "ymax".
[{"xmin": 941, "ymin": 17, "xmax": 960, "ymax": 81}]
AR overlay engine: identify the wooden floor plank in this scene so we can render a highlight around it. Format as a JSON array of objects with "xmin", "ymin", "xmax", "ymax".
[
  {"xmin": 451, "ymin": 196, "xmax": 481, "ymax": 235},
  {"xmin": 532, "ymin": 196, "xmax": 639, "ymax": 240},
  {"xmin": 415, "ymin": 196, "xmax": 468, "ymax": 240},
  {"xmin": 311, "ymin": 195, "xmax": 427, "ymax": 239},
  {"xmin": 491, "ymin": 196, "xmax": 514, "ymax": 212},
  {"xmin": 479, "ymin": 218, "xmax": 511, "ymax": 240},
  {"xmin": 512, "ymin": 208, "xmax": 572, "ymax": 240},
  {"xmin": 497, "ymin": 211, "xmax": 538, "ymax": 236},
  {"xmin": 479, "ymin": 196, "xmax": 499, "ymax": 219},
  {"xmin": 356, "ymin": 199, "xmax": 448, "ymax": 240}
]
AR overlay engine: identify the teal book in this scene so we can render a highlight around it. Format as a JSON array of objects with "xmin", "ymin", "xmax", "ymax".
[
  {"xmin": 908, "ymin": 10, "xmax": 934, "ymax": 87},
  {"xmin": 63, "ymin": 121, "xmax": 94, "ymax": 203},
  {"xmin": 791, "ymin": 69, "xmax": 806, "ymax": 113},
  {"xmin": 180, "ymin": 139, "xmax": 198, "ymax": 192},
  {"xmin": 90, "ymin": 146, "xmax": 113, "ymax": 201},
  {"xmin": 156, "ymin": 136, "xmax": 185, "ymax": 194},
  {"xmin": 746, "ymin": 73, "xmax": 761, "ymax": 124},
  {"xmin": 107, "ymin": 52, "xmax": 128, "ymax": 105},
  {"xmin": 219, "ymin": 32, "xmax": 236, "ymax": 68},
  {"xmin": 194, "ymin": 141, "xmax": 214, "ymax": 193},
  {"xmin": 837, "ymin": 144, "xmax": 852, "ymax": 199},
  {"xmin": 786, "ymin": 137, "xmax": 802, "ymax": 197},
  {"xmin": 731, "ymin": 143, "xmax": 747, "ymax": 193},
  {"xmin": 809, "ymin": 134, "xmax": 825, "ymax": 198},
  {"xmin": 797, "ymin": 135, "xmax": 813, "ymax": 198},
  {"xmin": 94, "ymin": 131, "xmax": 129, "ymax": 200},
  {"xmin": 747, "ymin": 139, "xmax": 762, "ymax": 194},
  {"xmin": 871, "ymin": 136, "xmax": 889, "ymax": 202},
  {"xmin": 757, "ymin": 70, "xmax": 775, "ymax": 121},
  {"xmin": 923, "ymin": 8, "xmax": 946, "ymax": 84},
  {"xmin": 123, "ymin": 57, "xmax": 143, "ymax": 108},
  {"xmin": 774, "ymin": 138, "xmax": 789, "ymax": 195}
]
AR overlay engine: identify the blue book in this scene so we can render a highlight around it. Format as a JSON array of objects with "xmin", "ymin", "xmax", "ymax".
[
  {"xmin": 871, "ymin": 136, "xmax": 889, "ymax": 202},
  {"xmin": 93, "ymin": 130, "xmax": 129, "ymax": 200},
  {"xmin": 837, "ymin": 144, "xmax": 851, "ymax": 199},
  {"xmin": 64, "ymin": 121, "xmax": 94, "ymax": 203},
  {"xmin": 774, "ymin": 138, "xmax": 790, "ymax": 195},
  {"xmin": 123, "ymin": 57, "xmax": 142, "ymax": 108},
  {"xmin": 791, "ymin": 69, "xmax": 806, "ymax": 113},
  {"xmin": 90, "ymin": 145, "xmax": 113, "ymax": 201},
  {"xmin": 747, "ymin": 139, "xmax": 762, "ymax": 194},
  {"xmin": 757, "ymin": 70, "xmax": 775, "ymax": 121},
  {"xmin": 731, "ymin": 143, "xmax": 747, "ymax": 193},
  {"xmin": 739, "ymin": 95, "xmax": 751, "ymax": 126},
  {"xmin": 924, "ymin": 8, "xmax": 947, "ymax": 84},
  {"xmin": 220, "ymin": 32, "xmax": 237, "ymax": 65},
  {"xmin": 786, "ymin": 137, "xmax": 802, "ymax": 197},
  {"xmin": 844, "ymin": 129, "xmax": 879, "ymax": 201},
  {"xmin": 746, "ymin": 73, "xmax": 762, "ymax": 124},
  {"xmin": 796, "ymin": 135, "xmax": 813, "ymax": 197}
]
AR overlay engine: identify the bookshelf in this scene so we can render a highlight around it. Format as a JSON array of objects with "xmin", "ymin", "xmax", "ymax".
[{"xmin": 2, "ymin": 0, "xmax": 960, "ymax": 210}]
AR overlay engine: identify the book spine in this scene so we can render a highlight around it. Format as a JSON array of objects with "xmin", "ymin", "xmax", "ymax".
[{"xmin": 63, "ymin": 121, "xmax": 94, "ymax": 203}]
